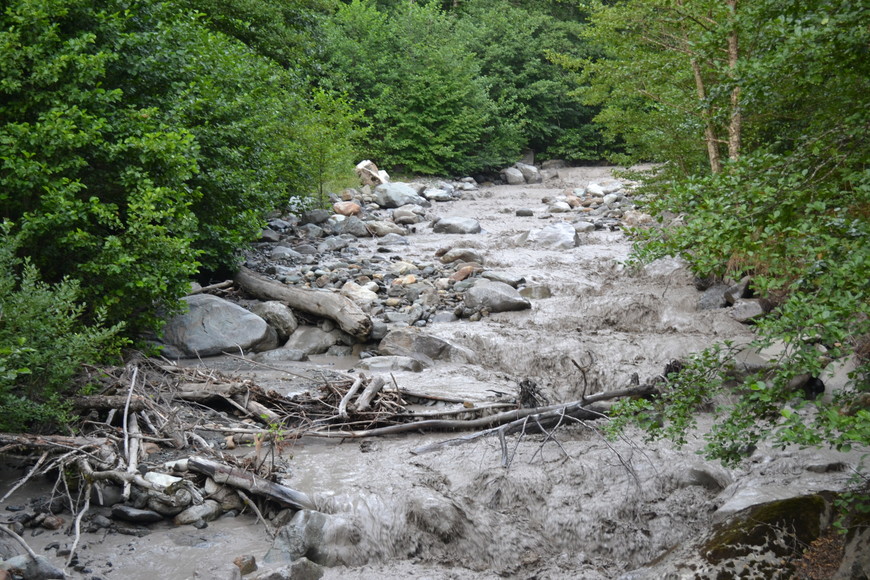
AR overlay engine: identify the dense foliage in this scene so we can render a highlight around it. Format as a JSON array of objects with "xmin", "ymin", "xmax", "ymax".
[
  {"xmin": 0, "ymin": 228, "xmax": 123, "ymax": 432},
  {"xmin": 583, "ymin": 0, "xmax": 869, "ymax": 465}
]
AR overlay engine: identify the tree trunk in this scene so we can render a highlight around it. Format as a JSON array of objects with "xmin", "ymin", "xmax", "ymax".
[
  {"xmin": 234, "ymin": 267, "xmax": 372, "ymax": 339},
  {"xmin": 726, "ymin": 0, "xmax": 742, "ymax": 162},
  {"xmin": 691, "ymin": 58, "xmax": 722, "ymax": 174}
]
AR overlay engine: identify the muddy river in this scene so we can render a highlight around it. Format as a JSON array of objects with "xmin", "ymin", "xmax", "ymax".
[{"xmin": 2, "ymin": 166, "xmax": 861, "ymax": 579}]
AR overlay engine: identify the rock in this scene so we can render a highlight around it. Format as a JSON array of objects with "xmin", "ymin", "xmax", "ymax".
[
  {"xmin": 586, "ymin": 183, "xmax": 605, "ymax": 196},
  {"xmin": 160, "ymin": 294, "xmax": 273, "ymax": 358},
  {"xmin": 501, "ymin": 167, "xmax": 525, "ymax": 185},
  {"xmin": 365, "ymin": 220, "xmax": 406, "ymax": 237},
  {"xmin": 730, "ymin": 298, "xmax": 767, "ymax": 323},
  {"xmin": 724, "ymin": 276, "xmax": 751, "ymax": 304},
  {"xmin": 515, "ymin": 162, "xmax": 542, "ymax": 184},
  {"xmin": 264, "ymin": 510, "xmax": 355, "ymax": 567},
  {"xmin": 602, "ymin": 193, "xmax": 620, "ymax": 205},
  {"xmin": 253, "ymin": 348, "xmax": 307, "ymax": 363},
  {"xmin": 174, "ymin": 499, "xmax": 222, "ymax": 525},
  {"xmin": 355, "ymin": 355, "xmax": 425, "ymax": 372},
  {"xmin": 374, "ymin": 182, "xmax": 427, "ymax": 208},
  {"xmin": 515, "ymin": 208, "xmax": 534, "ymax": 217},
  {"xmin": 260, "ymin": 229, "xmax": 281, "ymax": 243},
  {"xmin": 143, "ymin": 471, "xmax": 182, "ymax": 490},
  {"xmin": 676, "ymin": 463, "xmax": 732, "ymax": 491},
  {"xmin": 281, "ymin": 326, "xmax": 342, "ymax": 356},
  {"xmin": 250, "ymin": 301, "xmax": 298, "ymax": 341},
  {"xmin": 340, "ymin": 281, "xmax": 379, "ymax": 310},
  {"xmin": 333, "ymin": 216, "xmax": 370, "ymax": 238},
  {"xmin": 422, "ymin": 187, "xmax": 453, "ymax": 202},
  {"xmin": 439, "ymin": 248, "xmax": 484, "ymax": 265},
  {"xmin": 355, "ymin": 160, "xmax": 388, "ymax": 186},
  {"xmin": 698, "ymin": 284, "xmax": 729, "ymax": 310},
  {"xmin": 548, "ymin": 201, "xmax": 572, "ymax": 213},
  {"xmin": 111, "ymin": 505, "xmax": 164, "ymax": 523},
  {"xmin": 0, "ymin": 555, "xmax": 64, "ymax": 579},
  {"xmin": 622, "ymin": 210, "xmax": 654, "ymax": 227},
  {"xmin": 620, "ymin": 493, "xmax": 836, "ymax": 579},
  {"xmin": 572, "ymin": 221, "xmax": 595, "ymax": 233},
  {"xmin": 449, "ymin": 264, "xmax": 482, "ymax": 282},
  {"xmin": 377, "ymin": 233, "xmax": 409, "ymax": 246},
  {"xmin": 464, "ymin": 280, "xmax": 531, "ymax": 313},
  {"xmin": 332, "ymin": 201, "xmax": 361, "ymax": 216},
  {"xmin": 528, "ymin": 222, "xmax": 581, "ymax": 249},
  {"xmin": 269, "ymin": 246, "xmax": 303, "ymax": 261},
  {"xmin": 300, "ymin": 209, "xmax": 330, "ymax": 225},
  {"xmin": 432, "ymin": 217, "xmax": 481, "ymax": 234},
  {"xmin": 233, "ymin": 555, "xmax": 258, "ymax": 575},
  {"xmin": 253, "ymin": 558, "xmax": 323, "ymax": 580},
  {"xmin": 393, "ymin": 204, "xmax": 426, "ymax": 225},
  {"xmin": 379, "ymin": 327, "xmax": 476, "ymax": 364}
]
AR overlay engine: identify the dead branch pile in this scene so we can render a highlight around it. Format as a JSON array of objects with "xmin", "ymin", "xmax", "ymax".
[{"xmin": 1, "ymin": 357, "xmax": 665, "ymax": 571}]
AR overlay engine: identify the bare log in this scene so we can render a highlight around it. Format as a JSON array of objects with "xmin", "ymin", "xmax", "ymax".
[
  {"xmin": 231, "ymin": 394, "xmax": 281, "ymax": 424},
  {"xmin": 188, "ymin": 280, "xmax": 233, "ymax": 295},
  {"xmin": 71, "ymin": 395, "xmax": 149, "ymax": 411},
  {"xmin": 338, "ymin": 376, "xmax": 365, "ymax": 418},
  {"xmin": 188, "ymin": 456, "xmax": 316, "ymax": 511},
  {"xmin": 356, "ymin": 376, "xmax": 386, "ymax": 412},
  {"xmin": 175, "ymin": 382, "xmax": 248, "ymax": 401},
  {"xmin": 234, "ymin": 267, "xmax": 372, "ymax": 339},
  {"xmin": 303, "ymin": 384, "xmax": 658, "ymax": 441}
]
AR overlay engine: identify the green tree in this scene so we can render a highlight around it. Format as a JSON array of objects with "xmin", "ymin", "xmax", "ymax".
[
  {"xmin": 585, "ymin": 0, "xmax": 870, "ymax": 466},
  {"xmin": 453, "ymin": 0, "xmax": 604, "ymax": 161},
  {"xmin": 322, "ymin": 0, "xmax": 522, "ymax": 175}
]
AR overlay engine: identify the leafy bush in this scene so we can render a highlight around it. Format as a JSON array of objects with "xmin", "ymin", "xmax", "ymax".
[{"xmin": 0, "ymin": 229, "xmax": 123, "ymax": 432}]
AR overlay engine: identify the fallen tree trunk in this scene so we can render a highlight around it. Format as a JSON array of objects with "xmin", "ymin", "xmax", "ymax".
[
  {"xmin": 234, "ymin": 267, "xmax": 372, "ymax": 339},
  {"xmin": 301, "ymin": 383, "xmax": 657, "ymax": 440},
  {"xmin": 188, "ymin": 456, "xmax": 316, "ymax": 511}
]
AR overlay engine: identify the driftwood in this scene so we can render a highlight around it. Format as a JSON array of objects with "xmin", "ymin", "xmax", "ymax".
[
  {"xmin": 188, "ymin": 456, "xmax": 315, "ymax": 511},
  {"xmin": 356, "ymin": 376, "xmax": 386, "ymax": 412},
  {"xmin": 234, "ymin": 266, "xmax": 372, "ymax": 339}
]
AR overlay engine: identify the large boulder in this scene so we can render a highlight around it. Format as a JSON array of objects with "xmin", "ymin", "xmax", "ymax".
[
  {"xmin": 501, "ymin": 167, "xmax": 525, "ymax": 185},
  {"xmin": 432, "ymin": 217, "xmax": 481, "ymax": 234},
  {"xmin": 281, "ymin": 326, "xmax": 344, "ymax": 356},
  {"xmin": 374, "ymin": 182, "xmax": 427, "ymax": 208},
  {"xmin": 378, "ymin": 327, "xmax": 476, "ymax": 365},
  {"xmin": 528, "ymin": 222, "xmax": 581, "ymax": 249},
  {"xmin": 515, "ymin": 162, "xmax": 542, "ymax": 184},
  {"xmin": 464, "ymin": 280, "xmax": 531, "ymax": 313},
  {"xmin": 250, "ymin": 301, "xmax": 298, "ymax": 341},
  {"xmin": 160, "ymin": 294, "xmax": 274, "ymax": 358}
]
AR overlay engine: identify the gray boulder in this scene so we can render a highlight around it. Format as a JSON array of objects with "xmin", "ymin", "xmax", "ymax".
[
  {"xmin": 374, "ymin": 182, "xmax": 428, "ymax": 208},
  {"xmin": 731, "ymin": 299, "xmax": 767, "ymax": 323},
  {"xmin": 432, "ymin": 217, "xmax": 481, "ymax": 234},
  {"xmin": 333, "ymin": 216, "xmax": 370, "ymax": 238},
  {"xmin": 501, "ymin": 167, "xmax": 525, "ymax": 185},
  {"xmin": 365, "ymin": 220, "xmax": 406, "ymax": 237},
  {"xmin": 439, "ymin": 248, "xmax": 485, "ymax": 265},
  {"xmin": 529, "ymin": 222, "xmax": 580, "ymax": 249},
  {"xmin": 379, "ymin": 327, "xmax": 476, "ymax": 365},
  {"xmin": 160, "ymin": 295, "xmax": 273, "ymax": 358},
  {"xmin": 515, "ymin": 162, "xmax": 542, "ymax": 184},
  {"xmin": 698, "ymin": 284, "xmax": 729, "ymax": 310},
  {"xmin": 250, "ymin": 301, "xmax": 298, "ymax": 341},
  {"xmin": 422, "ymin": 187, "xmax": 453, "ymax": 202},
  {"xmin": 393, "ymin": 204, "xmax": 426, "ymax": 225},
  {"xmin": 464, "ymin": 280, "xmax": 531, "ymax": 313},
  {"xmin": 281, "ymin": 326, "xmax": 343, "ymax": 356}
]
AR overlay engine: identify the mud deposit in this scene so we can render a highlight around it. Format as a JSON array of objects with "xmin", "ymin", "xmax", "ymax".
[{"xmin": 2, "ymin": 167, "xmax": 862, "ymax": 579}]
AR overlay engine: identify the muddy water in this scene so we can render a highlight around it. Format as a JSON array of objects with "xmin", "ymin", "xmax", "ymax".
[{"xmin": 3, "ymin": 167, "xmax": 858, "ymax": 579}]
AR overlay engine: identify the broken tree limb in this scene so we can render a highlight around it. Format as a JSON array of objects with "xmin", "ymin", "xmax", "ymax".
[
  {"xmin": 71, "ymin": 395, "xmax": 149, "ymax": 411},
  {"xmin": 302, "ymin": 383, "xmax": 658, "ymax": 441},
  {"xmin": 356, "ymin": 376, "xmax": 386, "ymax": 412},
  {"xmin": 234, "ymin": 266, "xmax": 372, "ymax": 339},
  {"xmin": 188, "ymin": 456, "xmax": 316, "ymax": 511},
  {"xmin": 338, "ymin": 375, "xmax": 365, "ymax": 419}
]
